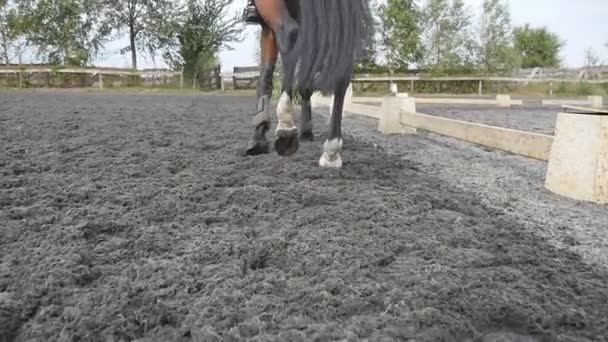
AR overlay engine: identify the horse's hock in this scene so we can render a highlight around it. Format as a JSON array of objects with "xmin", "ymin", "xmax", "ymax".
[{"xmin": 545, "ymin": 105, "xmax": 608, "ymax": 204}]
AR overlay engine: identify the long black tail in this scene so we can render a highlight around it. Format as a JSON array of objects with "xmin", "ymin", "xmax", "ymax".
[{"xmin": 283, "ymin": 0, "xmax": 372, "ymax": 92}]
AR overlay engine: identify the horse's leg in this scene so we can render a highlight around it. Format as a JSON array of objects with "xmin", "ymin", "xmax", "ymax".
[
  {"xmin": 254, "ymin": 0, "xmax": 299, "ymax": 55},
  {"xmin": 254, "ymin": 0, "xmax": 300, "ymax": 156},
  {"xmin": 243, "ymin": 24, "xmax": 278, "ymax": 156},
  {"xmin": 319, "ymin": 78, "xmax": 351, "ymax": 168},
  {"xmin": 299, "ymin": 88, "xmax": 314, "ymax": 142},
  {"xmin": 273, "ymin": 80, "xmax": 299, "ymax": 156}
]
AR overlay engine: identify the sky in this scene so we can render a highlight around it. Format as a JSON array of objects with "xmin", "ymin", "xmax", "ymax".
[{"xmin": 91, "ymin": 0, "xmax": 608, "ymax": 71}]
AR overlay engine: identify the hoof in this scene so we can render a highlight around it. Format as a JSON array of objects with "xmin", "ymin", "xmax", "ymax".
[
  {"xmin": 299, "ymin": 131, "xmax": 315, "ymax": 142},
  {"xmin": 319, "ymin": 138, "xmax": 343, "ymax": 168},
  {"xmin": 274, "ymin": 127, "xmax": 300, "ymax": 156},
  {"xmin": 319, "ymin": 152, "xmax": 342, "ymax": 168},
  {"xmin": 242, "ymin": 139, "xmax": 269, "ymax": 156}
]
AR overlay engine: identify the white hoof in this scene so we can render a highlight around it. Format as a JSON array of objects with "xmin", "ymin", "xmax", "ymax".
[
  {"xmin": 319, "ymin": 138, "xmax": 343, "ymax": 168},
  {"xmin": 319, "ymin": 152, "xmax": 342, "ymax": 168}
]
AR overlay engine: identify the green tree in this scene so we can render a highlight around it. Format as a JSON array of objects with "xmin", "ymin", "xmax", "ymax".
[
  {"xmin": 513, "ymin": 24, "xmax": 563, "ymax": 68},
  {"xmin": 420, "ymin": 0, "xmax": 477, "ymax": 74},
  {"xmin": 1, "ymin": 1, "xmax": 27, "ymax": 65},
  {"xmin": 584, "ymin": 47, "xmax": 600, "ymax": 68},
  {"xmin": 378, "ymin": 0, "xmax": 422, "ymax": 71},
  {"xmin": 0, "ymin": 0, "xmax": 12, "ymax": 63},
  {"xmin": 476, "ymin": 0, "xmax": 519, "ymax": 73},
  {"xmin": 163, "ymin": 0, "xmax": 244, "ymax": 80},
  {"xmin": 354, "ymin": 0, "xmax": 380, "ymax": 71},
  {"xmin": 100, "ymin": 0, "xmax": 175, "ymax": 70},
  {"xmin": 15, "ymin": 0, "xmax": 109, "ymax": 65}
]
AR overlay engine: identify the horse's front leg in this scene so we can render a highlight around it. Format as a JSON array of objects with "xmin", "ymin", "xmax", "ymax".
[
  {"xmin": 319, "ymin": 78, "xmax": 351, "ymax": 168},
  {"xmin": 299, "ymin": 89, "xmax": 314, "ymax": 142},
  {"xmin": 243, "ymin": 25, "xmax": 277, "ymax": 156},
  {"xmin": 273, "ymin": 82, "xmax": 299, "ymax": 156}
]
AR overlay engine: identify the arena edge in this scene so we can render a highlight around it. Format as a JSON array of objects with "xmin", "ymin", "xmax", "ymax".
[{"xmin": 312, "ymin": 91, "xmax": 608, "ymax": 205}]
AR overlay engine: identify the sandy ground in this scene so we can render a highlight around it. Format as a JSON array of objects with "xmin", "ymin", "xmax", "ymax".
[{"xmin": 1, "ymin": 90, "xmax": 608, "ymax": 342}]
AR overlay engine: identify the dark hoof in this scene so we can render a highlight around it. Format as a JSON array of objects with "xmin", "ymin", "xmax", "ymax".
[
  {"xmin": 299, "ymin": 131, "xmax": 314, "ymax": 142},
  {"xmin": 242, "ymin": 139, "xmax": 269, "ymax": 156},
  {"xmin": 274, "ymin": 128, "xmax": 300, "ymax": 156}
]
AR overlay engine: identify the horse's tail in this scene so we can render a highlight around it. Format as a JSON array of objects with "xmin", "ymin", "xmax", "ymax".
[{"xmin": 283, "ymin": 0, "xmax": 372, "ymax": 92}]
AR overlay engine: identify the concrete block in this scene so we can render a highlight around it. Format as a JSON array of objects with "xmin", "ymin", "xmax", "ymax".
[
  {"xmin": 390, "ymin": 83, "xmax": 398, "ymax": 94},
  {"xmin": 310, "ymin": 92, "xmax": 330, "ymax": 108},
  {"xmin": 588, "ymin": 96, "xmax": 604, "ymax": 109},
  {"xmin": 328, "ymin": 83, "xmax": 354, "ymax": 117},
  {"xmin": 345, "ymin": 83, "xmax": 353, "ymax": 106},
  {"xmin": 396, "ymin": 93, "xmax": 409, "ymax": 98},
  {"xmin": 496, "ymin": 94, "xmax": 511, "ymax": 107},
  {"xmin": 378, "ymin": 96, "xmax": 417, "ymax": 135},
  {"xmin": 545, "ymin": 112, "xmax": 608, "ymax": 204}
]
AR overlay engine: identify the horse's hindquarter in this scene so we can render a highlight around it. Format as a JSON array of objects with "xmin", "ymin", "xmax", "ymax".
[{"xmin": 283, "ymin": 0, "xmax": 372, "ymax": 92}]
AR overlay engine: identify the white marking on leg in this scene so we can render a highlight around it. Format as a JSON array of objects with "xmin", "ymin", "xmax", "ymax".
[
  {"xmin": 276, "ymin": 91, "xmax": 296, "ymax": 132},
  {"xmin": 319, "ymin": 138, "xmax": 343, "ymax": 168}
]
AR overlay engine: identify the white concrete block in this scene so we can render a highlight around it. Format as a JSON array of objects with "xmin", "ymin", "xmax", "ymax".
[
  {"xmin": 345, "ymin": 83, "xmax": 353, "ymax": 106},
  {"xmin": 496, "ymin": 94, "xmax": 511, "ymax": 108},
  {"xmin": 390, "ymin": 83, "xmax": 398, "ymax": 94},
  {"xmin": 310, "ymin": 92, "xmax": 330, "ymax": 108},
  {"xmin": 378, "ymin": 96, "xmax": 417, "ymax": 135},
  {"xmin": 396, "ymin": 93, "xmax": 409, "ymax": 98},
  {"xmin": 588, "ymin": 96, "xmax": 604, "ymax": 109},
  {"xmin": 545, "ymin": 112, "xmax": 608, "ymax": 204}
]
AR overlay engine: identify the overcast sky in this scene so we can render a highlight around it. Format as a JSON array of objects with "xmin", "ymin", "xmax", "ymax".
[{"xmin": 93, "ymin": 0, "xmax": 608, "ymax": 71}]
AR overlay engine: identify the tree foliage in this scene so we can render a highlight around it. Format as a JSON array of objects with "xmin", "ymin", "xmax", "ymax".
[
  {"xmin": 353, "ymin": 0, "xmax": 381, "ymax": 71},
  {"xmin": 513, "ymin": 24, "xmax": 563, "ymax": 68},
  {"xmin": 0, "ymin": 0, "xmax": 580, "ymax": 78},
  {"xmin": 0, "ymin": 0, "xmax": 13, "ymax": 63},
  {"xmin": 377, "ymin": 0, "xmax": 422, "ymax": 71},
  {"xmin": 420, "ymin": 0, "xmax": 476, "ymax": 74},
  {"xmin": 476, "ymin": 0, "xmax": 519, "ymax": 73},
  {"xmin": 100, "ymin": 0, "xmax": 175, "ymax": 69},
  {"xmin": 14, "ymin": 0, "xmax": 109, "ymax": 66},
  {"xmin": 163, "ymin": 0, "xmax": 244, "ymax": 78}
]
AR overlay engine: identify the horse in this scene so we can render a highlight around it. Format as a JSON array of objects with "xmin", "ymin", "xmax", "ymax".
[{"xmin": 241, "ymin": 0, "xmax": 371, "ymax": 168}]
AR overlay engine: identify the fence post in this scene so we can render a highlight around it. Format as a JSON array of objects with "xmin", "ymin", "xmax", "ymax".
[
  {"xmin": 180, "ymin": 72, "xmax": 184, "ymax": 89},
  {"xmin": 478, "ymin": 80, "xmax": 483, "ymax": 95},
  {"xmin": 98, "ymin": 73, "xmax": 103, "ymax": 89}
]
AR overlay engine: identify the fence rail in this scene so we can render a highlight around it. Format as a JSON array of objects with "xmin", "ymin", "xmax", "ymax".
[
  {"xmin": 0, "ymin": 66, "xmax": 184, "ymax": 89},
  {"xmin": 352, "ymin": 76, "xmax": 608, "ymax": 84},
  {"xmin": 2, "ymin": 64, "xmax": 608, "ymax": 94}
]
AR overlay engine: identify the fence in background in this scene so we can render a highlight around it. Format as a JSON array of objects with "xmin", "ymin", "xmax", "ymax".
[
  {"xmin": 2, "ymin": 64, "xmax": 607, "ymax": 96},
  {"xmin": 0, "ymin": 65, "xmax": 184, "ymax": 89}
]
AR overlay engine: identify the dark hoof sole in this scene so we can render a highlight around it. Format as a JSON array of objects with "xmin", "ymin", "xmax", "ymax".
[
  {"xmin": 274, "ymin": 128, "xmax": 300, "ymax": 156},
  {"xmin": 242, "ymin": 140, "xmax": 269, "ymax": 156},
  {"xmin": 300, "ymin": 131, "xmax": 314, "ymax": 142}
]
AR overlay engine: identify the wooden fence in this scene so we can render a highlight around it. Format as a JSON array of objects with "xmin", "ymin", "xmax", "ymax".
[
  {"xmin": 350, "ymin": 75, "xmax": 608, "ymax": 95},
  {"xmin": 0, "ymin": 66, "xmax": 184, "ymax": 89},
  {"xmin": 2, "ymin": 64, "xmax": 607, "ymax": 95}
]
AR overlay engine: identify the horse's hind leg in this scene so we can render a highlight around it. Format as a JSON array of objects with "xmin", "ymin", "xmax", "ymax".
[
  {"xmin": 319, "ymin": 79, "xmax": 350, "ymax": 168},
  {"xmin": 243, "ymin": 25, "xmax": 277, "ymax": 156},
  {"xmin": 254, "ymin": 0, "xmax": 299, "ymax": 55},
  {"xmin": 299, "ymin": 88, "xmax": 314, "ymax": 142}
]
